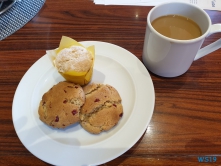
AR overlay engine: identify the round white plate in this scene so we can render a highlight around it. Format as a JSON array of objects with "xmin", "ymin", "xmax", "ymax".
[{"xmin": 12, "ymin": 41, "xmax": 155, "ymax": 166}]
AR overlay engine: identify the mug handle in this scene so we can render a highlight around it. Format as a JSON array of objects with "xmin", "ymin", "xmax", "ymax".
[{"xmin": 194, "ymin": 24, "xmax": 221, "ymax": 61}]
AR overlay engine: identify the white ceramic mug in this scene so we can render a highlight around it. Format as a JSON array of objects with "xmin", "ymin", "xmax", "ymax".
[{"xmin": 142, "ymin": 2, "xmax": 221, "ymax": 77}]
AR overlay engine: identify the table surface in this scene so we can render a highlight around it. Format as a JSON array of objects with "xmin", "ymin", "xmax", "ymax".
[{"xmin": 1, "ymin": 0, "xmax": 221, "ymax": 165}]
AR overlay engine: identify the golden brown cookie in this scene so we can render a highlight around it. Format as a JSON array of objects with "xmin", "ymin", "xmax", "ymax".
[
  {"xmin": 80, "ymin": 83, "xmax": 123, "ymax": 134},
  {"xmin": 38, "ymin": 81, "xmax": 85, "ymax": 129}
]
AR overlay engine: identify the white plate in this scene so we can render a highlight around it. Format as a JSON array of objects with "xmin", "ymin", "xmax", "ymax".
[{"xmin": 12, "ymin": 41, "xmax": 155, "ymax": 166}]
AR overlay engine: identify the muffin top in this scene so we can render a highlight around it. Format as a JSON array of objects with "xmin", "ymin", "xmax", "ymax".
[{"xmin": 55, "ymin": 46, "xmax": 93, "ymax": 73}]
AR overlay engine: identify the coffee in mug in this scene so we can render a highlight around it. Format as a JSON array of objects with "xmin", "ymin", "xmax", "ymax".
[{"xmin": 151, "ymin": 15, "xmax": 202, "ymax": 40}]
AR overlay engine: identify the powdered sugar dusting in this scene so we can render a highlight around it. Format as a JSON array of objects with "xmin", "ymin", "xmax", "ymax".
[{"xmin": 55, "ymin": 46, "xmax": 93, "ymax": 73}]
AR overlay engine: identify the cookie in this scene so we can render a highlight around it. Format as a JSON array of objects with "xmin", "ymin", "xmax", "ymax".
[
  {"xmin": 38, "ymin": 81, "xmax": 85, "ymax": 129},
  {"xmin": 80, "ymin": 83, "xmax": 123, "ymax": 134}
]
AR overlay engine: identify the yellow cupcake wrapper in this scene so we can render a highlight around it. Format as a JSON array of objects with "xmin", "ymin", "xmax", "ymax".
[{"xmin": 47, "ymin": 36, "xmax": 95, "ymax": 85}]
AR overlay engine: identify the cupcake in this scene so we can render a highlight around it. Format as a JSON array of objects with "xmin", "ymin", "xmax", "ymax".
[{"xmin": 47, "ymin": 36, "xmax": 95, "ymax": 85}]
